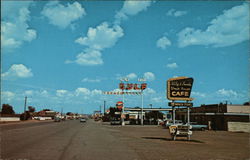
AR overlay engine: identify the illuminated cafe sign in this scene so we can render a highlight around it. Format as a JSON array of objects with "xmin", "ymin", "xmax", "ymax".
[
  {"xmin": 119, "ymin": 83, "xmax": 147, "ymax": 90},
  {"xmin": 167, "ymin": 77, "xmax": 194, "ymax": 101}
]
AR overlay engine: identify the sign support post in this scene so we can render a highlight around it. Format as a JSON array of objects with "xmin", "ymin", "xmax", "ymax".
[
  {"xmin": 141, "ymin": 90, "xmax": 144, "ymax": 125},
  {"xmin": 167, "ymin": 77, "xmax": 194, "ymax": 141},
  {"xmin": 187, "ymin": 101, "xmax": 190, "ymax": 140},
  {"xmin": 122, "ymin": 91, "xmax": 125, "ymax": 126}
]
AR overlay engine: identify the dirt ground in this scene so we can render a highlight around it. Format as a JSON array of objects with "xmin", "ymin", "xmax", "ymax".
[{"xmin": 104, "ymin": 123, "xmax": 250, "ymax": 160}]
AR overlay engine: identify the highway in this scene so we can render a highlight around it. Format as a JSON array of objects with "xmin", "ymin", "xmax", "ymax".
[
  {"xmin": 1, "ymin": 119, "xmax": 249, "ymax": 160},
  {"xmin": 1, "ymin": 120, "xmax": 139, "ymax": 160}
]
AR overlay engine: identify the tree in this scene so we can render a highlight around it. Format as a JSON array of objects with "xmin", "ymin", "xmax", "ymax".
[
  {"xmin": 1, "ymin": 104, "xmax": 15, "ymax": 114},
  {"xmin": 146, "ymin": 111, "xmax": 163, "ymax": 120},
  {"xmin": 243, "ymin": 102, "xmax": 250, "ymax": 105},
  {"xmin": 28, "ymin": 106, "xmax": 35, "ymax": 112},
  {"xmin": 66, "ymin": 112, "xmax": 73, "ymax": 115},
  {"xmin": 20, "ymin": 111, "xmax": 31, "ymax": 120}
]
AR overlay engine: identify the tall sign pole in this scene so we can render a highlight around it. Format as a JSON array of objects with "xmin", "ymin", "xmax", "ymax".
[
  {"xmin": 141, "ymin": 90, "xmax": 144, "ymax": 125},
  {"xmin": 138, "ymin": 78, "xmax": 146, "ymax": 125},
  {"xmin": 167, "ymin": 77, "xmax": 194, "ymax": 140}
]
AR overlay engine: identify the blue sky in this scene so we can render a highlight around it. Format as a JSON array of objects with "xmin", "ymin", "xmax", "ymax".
[{"xmin": 1, "ymin": 1, "xmax": 249, "ymax": 114}]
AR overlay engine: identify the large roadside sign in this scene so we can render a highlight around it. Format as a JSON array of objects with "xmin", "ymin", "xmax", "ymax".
[{"xmin": 167, "ymin": 77, "xmax": 194, "ymax": 101}]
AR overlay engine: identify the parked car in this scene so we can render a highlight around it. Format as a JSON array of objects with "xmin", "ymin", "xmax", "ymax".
[
  {"xmin": 165, "ymin": 120, "xmax": 183, "ymax": 128},
  {"xmin": 189, "ymin": 122, "xmax": 207, "ymax": 131},
  {"xmin": 54, "ymin": 117, "xmax": 61, "ymax": 122},
  {"xmin": 80, "ymin": 118, "xmax": 86, "ymax": 123}
]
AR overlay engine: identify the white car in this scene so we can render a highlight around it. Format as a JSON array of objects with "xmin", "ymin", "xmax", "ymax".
[
  {"xmin": 165, "ymin": 120, "xmax": 183, "ymax": 128},
  {"xmin": 80, "ymin": 118, "xmax": 86, "ymax": 123}
]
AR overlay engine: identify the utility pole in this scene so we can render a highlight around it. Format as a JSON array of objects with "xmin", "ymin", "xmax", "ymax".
[
  {"xmin": 150, "ymin": 104, "xmax": 152, "ymax": 109},
  {"xmin": 104, "ymin": 100, "xmax": 106, "ymax": 116},
  {"xmin": 24, "ymin": 96, "xmax": 27, "ymax": 120}
]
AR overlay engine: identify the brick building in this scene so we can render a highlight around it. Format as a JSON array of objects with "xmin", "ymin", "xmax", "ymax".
[{"xmin": 175, "ymin": 103, "xmax": 250, "ymax": 132}]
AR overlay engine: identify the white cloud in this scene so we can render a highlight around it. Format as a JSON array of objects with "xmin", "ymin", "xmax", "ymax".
[
  {"xmin": 82, "ymin": 78, "xmax": 101, "ymax": 83},
  {"xmin": 192, "ymin": 91, "xmax": 206, "ymax": 98},
  {"xmin": 178, "ymin": 3, "xmax": 249, "ymax": 48},
  {"xmin": 216, "ymin": 89, "xmax": 238, "ymax": 97},
  {"xmin": 126, "ymin": 73, "xmax": 137, "ymax": 80},
  {"xmin": 143, "ymin": 72, "xmax": 155, "ymax": 81},
  {"xmin": 1, "ymin": 1, "xmax": 37, "ymax": 50},
  {"xmin": 1, "ymin": 91, "xmax": 15, "ymax": 101},
  {"xmin": 56, "ymin": 90, "xmax": 68, "ymax": 97},
  {"xmin": 91, "ymin": 89, "xmax": 102, "ymax": 95},
  {"xmin": 73, "ymin": 22, "xmax": 124, "ymax": 66},
  {"xmin": 167, "ymin": 9, "xmax": 187, "ymax": 17},
  {"xmin": 75, "ymin": 22, "xmax": 124, "ymax": 50},
  {"xmin": 73, "ymin": 49, "xmax": 103, "ymax": 66},
  {"xmin": 156, "ymin": 36, "xmax": 171, "ymax": 49},
  {"xmin": 75, "ymin": 88, "xmax": 91, "ymax": 96},
  {"xmin": 152, "ymin": 97, "xmax": 163, "ymax": 103},
  {"xmin": 166, "ymin": 63, "xmax": 178, "ymax": 69},
  {"xmin": 40, "ymin": 90, "xmax": 49, "ymax": 97},
  {"xmin": 2, "ymin": 64, "xmax": 33, "ymax": 80},
  {"xmin": 115, "ymin": 1, "xmax": 152, "ymax": 24},
  {"xmin": 41, "ymin": 1, "xmax": 86, "ymax": 29},
  {"xmin": 24, "ymin": 90, "xmax": 33, "ymax": 96},
  {"xmin": 144, "ymin": 88, "xmax": 156, "ymax": 95}
]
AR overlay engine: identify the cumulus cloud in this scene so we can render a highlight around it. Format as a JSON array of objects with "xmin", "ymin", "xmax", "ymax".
[
  {"xmin": 75, "ymin": 22, "xmax": 124, "ymax": 50},
  {"xmin": 74, "ymin": 49, "xmax": 103, "ymax": 66},
  {"xmin": 41, "ymin": 1, "xmax": 86, "ymax": 29},
  {"xmin": 216, "ymin": 89, "xmax": 238, "ymax": 97},
  {"xmin": 24, "ymin": 90, "xmax": 33, "ymax": 96},
  {"xmin": 1, "ymin": 1, "xmax": 37, "ymax": 50},
  {"xmin": 178, "ymin": 3, "xmax": 249, "ymax": 48},
  {"xmin": 167, "ymin": 9, "xmax": 187, "ymax": 17},
  {"xmin": 192, "ymin": 91, "xmax": 206, "ymax": 98},
  {"xmin": 115, "ymin": 1, "xmax": 152, "ymax": 24},
  {"xmin": 143, "ymin": 72, "xmax": 155, "ymax": 81},
  {"xmin": 82, "ymin": 78, "xmax": 101, "ymax": 83},
  {"xmin": 75, "ymin": 88, "xmax": 102, "ymax": 96},
  {"xmin": 152, "ymin": 97, "xmax": 163, "ymax": 103},
  {"xmin": 75, "ymin": 88, "xmax": 91, "ymax": 96},
  {"xmin": 1, "ymin": 91, "xmax": 15, "ymax": 101},
  {"xmin": 71, "ymin": 22, "xmax": 124, "ymax": 66},
  {"xmin": 126, "ymin": 73, "xmax": 137, "ymax": 80},
  {"xmin": 91, "ymin": 89, "xmax": 102, "ymax": 95},
  {"xmin": 144, "ymin": 88, "xmax": 156, "ymax": 95},
  {"xmin": 56, "ymin": 90, "xmax": 69, "ymax": 97},
  {"xmin": 156, "ymin": 36, "xmax": 171, "ymax": 49},
  {"xmin": 166, "ymin": 63, "xmax": 178, "ymax": 69},
  {"xmin": 2, "ymin": 64, "xmax": 33, "ymax": 80}
]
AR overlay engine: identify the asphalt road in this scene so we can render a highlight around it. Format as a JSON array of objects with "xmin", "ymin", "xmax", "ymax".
[
  {"xmin": 1, "ymin": 119, "xmax": 140, "ymax": 160},
  {"xmin": 1, "ymin": 119, "xmax": 249, "ymax": 160}
]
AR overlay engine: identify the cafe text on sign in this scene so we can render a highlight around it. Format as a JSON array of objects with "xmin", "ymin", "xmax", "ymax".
[
  {"xmin": 119, "ymin": 83, "xmax": 147, "ymax": 90},
  {"xmin": 167, "ymin": 77, "xmax": 194, "ymax": 101}
]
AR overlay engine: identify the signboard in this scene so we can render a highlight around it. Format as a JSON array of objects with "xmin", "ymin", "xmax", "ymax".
[
  {"xmin": 167, "ymin": 77, "xmax": 194, "ymax": 101},
  {"xmin": 116, "ymin": 101, "xmax": 123, "ymax": 110},
  {"xmin": 168, "ymin": 102, "xmax": 193, "ymax": 107},
  {"xmin": 119, "ymin": 83, "xmax": 147, "ymax": 90}
]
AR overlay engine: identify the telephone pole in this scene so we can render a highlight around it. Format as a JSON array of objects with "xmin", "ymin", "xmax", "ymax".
[
  {"xmin": 24, "ymin": 96, "xmax": 27, "ymax": 120},
  {"xmin": 104, "ymin": 100, "xmax": 106, "ymax": 115}
]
